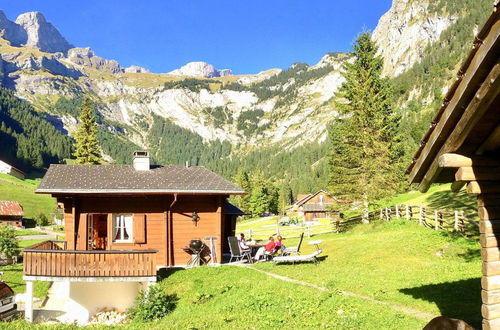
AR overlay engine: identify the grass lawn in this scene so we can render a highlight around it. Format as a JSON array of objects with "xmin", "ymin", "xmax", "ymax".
[
  {"xmin": 18, "ymin": 239, "xmax": 46, "ymax": 248},
  {"xmin": 257, "ymin": 219, "xmax": 482, "ymax": 327},
  {"xmin": 0, "ymin": 264, "xmax": 50, "ymax": 299},
  {"xmin": 5, "ymin": 266, "xmax": 425, "ymax": 329},
  {"xmin": 0, "ymin": 174, "xmax": 56, "ymax": 219}
]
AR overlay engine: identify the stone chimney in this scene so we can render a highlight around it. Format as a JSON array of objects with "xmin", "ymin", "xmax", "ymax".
[{"xmin": 133, "ymin": 151, "xmax": 150, "ymax": 171}]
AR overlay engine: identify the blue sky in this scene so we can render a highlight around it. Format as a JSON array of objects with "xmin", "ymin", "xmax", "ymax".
[{"xmin": 2, "ymin": 1, "xmax": 391, "ymax": 74}]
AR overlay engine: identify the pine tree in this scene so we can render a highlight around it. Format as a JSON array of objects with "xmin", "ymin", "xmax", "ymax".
[
  {"xmin": 247, "ymin": 170, "xmax": 270, "ymax": 216},
  {"xmin": 73, "ymin": 97, "xmax": 102, "ymax": 165},
  {"xmin": 328, "ymin": 32, "xmax": 398, "ymax": 223}
]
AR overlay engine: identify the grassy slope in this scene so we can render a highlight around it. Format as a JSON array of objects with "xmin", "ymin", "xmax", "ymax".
[
  {"xmin": 257, "ymin": 220, "xmax": 481, "ymax": 327},
  {"xmin": 0, "ymin": 174, "xmax": 55, "ymax": 219},
  {"xmin": 380, "ymin": 184, "xmax": 478, "ymax": 219}
]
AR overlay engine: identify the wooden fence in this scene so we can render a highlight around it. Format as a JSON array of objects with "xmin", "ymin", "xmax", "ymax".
[{"xmin": 244, "ymin": 204, "xmax": 478, "ymax": 241}]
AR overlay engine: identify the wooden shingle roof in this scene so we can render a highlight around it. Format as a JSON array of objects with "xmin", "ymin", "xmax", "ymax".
[{"xmin": 36, "ymin": 164, "xmax": 245, "ymax": 195}]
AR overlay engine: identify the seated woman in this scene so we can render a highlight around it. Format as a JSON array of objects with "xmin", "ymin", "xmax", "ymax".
[
  {"xmin": 274, "ymin": 235, "xmax": 286, "ymax": 255},
  {"xmin": 238, "ymin": 233, "xmax": 251, "ymax": 253},
  {"xmin": 254, "ymin": 236, "xmax": 276, "ymax": 261}
]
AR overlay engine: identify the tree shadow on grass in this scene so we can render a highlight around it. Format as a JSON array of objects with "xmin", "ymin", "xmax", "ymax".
[
  {"xmin": 425, "ymin": 189, "xmax": 478, "ymax": 218},
  {"xmin": 157, "ymin": 267, "xmax": 185, "ymax": 282},
  {"xmin": 400, "ymin": 278, "xmax": 481, "ymax": 328}
]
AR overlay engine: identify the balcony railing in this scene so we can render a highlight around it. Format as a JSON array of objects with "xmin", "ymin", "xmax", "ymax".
[{"xmin": 23, "ymin": 241, "xmax": 157, "ymax": 278}]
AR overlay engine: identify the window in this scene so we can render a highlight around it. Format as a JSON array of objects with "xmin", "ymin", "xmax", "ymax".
[{"xmin": 113, "ymin": 214, "xmax": 133, "ymax": 242}]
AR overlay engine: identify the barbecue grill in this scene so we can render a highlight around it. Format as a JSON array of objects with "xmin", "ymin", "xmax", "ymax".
[{"xmin": 183, "ymin": 240, "xmax": 207, "ymax": 267}]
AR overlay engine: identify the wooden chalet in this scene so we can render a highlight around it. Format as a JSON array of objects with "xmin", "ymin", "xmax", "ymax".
[
  {"xmin": 0, "ymin": 201, "xmax": 23, "ymax": 227},
  {"xmin": 23, "ymin": 151, "xmax": 244, "ymax": 323},
  {"xmin": 290, "ymin": 190, "xmax": 338, "ymax": 221},
  {"xmin": 407, "ymin": 3, "xmax": 500, "ymax": 328}
]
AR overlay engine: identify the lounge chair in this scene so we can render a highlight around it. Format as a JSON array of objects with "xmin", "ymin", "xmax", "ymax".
[
  {"xmin": 272, "ymin": 249, "xmax": 323, "ymax": 264},
  {"xmin": 283, "ymin": 232, "xmax": 304, "ymax": 256},
  {"xmin": 228, "ymin": 236, "xmax": 253, "ymax": 264}
]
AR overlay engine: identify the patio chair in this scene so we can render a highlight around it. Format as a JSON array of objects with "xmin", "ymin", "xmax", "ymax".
[
  {"xmin": 228, "ymin": 236, "xmax": 253, "ymax": 264},
  {"xmin": 283, "ymin": 232, "xmax": 304, "ymax": 256}
]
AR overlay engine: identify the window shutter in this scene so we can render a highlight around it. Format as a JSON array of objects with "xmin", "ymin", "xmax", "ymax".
[{"xmin": 133, "ymin": 214, "xmax": 146, "ymax": 244}]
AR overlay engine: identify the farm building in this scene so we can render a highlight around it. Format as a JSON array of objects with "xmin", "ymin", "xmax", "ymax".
[
  {"xmin": 289, "ymin": 190, "xmax": 339, "ymax": 221},
  {"xmin": 0, "ymin": 200, "xmax": 24, "ymax": 227},
  {"xmin": 0, "ymin": 160, "xmax": 25, "ymax": 180},
  {"xmin": 24, "ymin": 151, "xmax": 244, "ymax": 323},
  {"xmin": 407, "ymin": 3, "xmax": 499, "ymax": 329}
]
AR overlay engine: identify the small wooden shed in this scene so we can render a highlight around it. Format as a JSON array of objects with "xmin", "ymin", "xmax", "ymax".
[
  {"xmin": 407, "ymin": 3, "xmax": 499, "ymax": 328},
  {"xmin": 0, "ymin": 201, "xmax": 24, "ymax": 227}
]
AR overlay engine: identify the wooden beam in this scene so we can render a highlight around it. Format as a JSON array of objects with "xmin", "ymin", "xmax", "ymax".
[
  {"xmin": 483, "ymin": 261, "xmax": 500, "ymax": 276},
  {"xmin": 439, "ymin": 153, "xmax": 500, "ymax": 168},
  {"xmin": 468, "ymin": 181, "xmax": 500, "ymax": 194},
  {"xmin": 451, "ymin": 180, "xmax": 466, "ymax": 192},
  {"xmin": 483, "ymin": 275, "xmax": 500, "ymax": 291},
  {"xmin": 481, "ymin": 234, "xmax": 500, "ymax": 248},
  {"xmin": 415, "ymin": 62, "xmax": 500, "ymax": 191},
  {"xmin": 478, "ymin": 124, "xmax": 500, "ymax": 155},
  {"xmin": 479, "ymin": 194, "xmax": 500, "ymax": 207},
  {"xmin": 482, "ymin": 302, "xmax": 500, "ymax": 319},
  {"xmin": 479, "ymin": 206, "xmax": 500, "ymax": 220},
  {"xmin": 482, "ymin": 289, "xmax": 500, "ymax": 304},
  {"xmin": 408, "ymin": 19, "xmax": 500, "ymax": 184},
  {"xmin": 484, "ymin": 318, "xmax": 500, "ymax": 330},
  {"xmin": 456, "ymin": 167, "xmax": 500, "ymax": 181},
  {"xmin": 480, "ymin": 220, "xmax": 500, "ymax": 234}
]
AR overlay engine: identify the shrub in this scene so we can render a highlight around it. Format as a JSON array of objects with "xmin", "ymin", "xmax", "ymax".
[
  {"xmin": 34, "ymin": 213, "xmax": 50, "ymax": 226},
  {"xmin": 128, "ymin": 284, "xmax": 177, "ymax": 322},
  {"xmin": 0, "ymin": 226, "xmax": 19, "ymax": 258}
]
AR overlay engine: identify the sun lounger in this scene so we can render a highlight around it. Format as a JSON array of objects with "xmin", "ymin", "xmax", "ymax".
[{"xmin": 272, "ymin": 249, "xmax": 322, "ymax": 264}]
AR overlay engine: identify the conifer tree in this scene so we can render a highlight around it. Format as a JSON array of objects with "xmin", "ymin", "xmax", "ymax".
[
  {"xmin": 328, "ymin": 32, "xmax": 398, "ymax": 223},
  {"xmin": 248, "ymin": 170, "xmax": 270, "ymax": 216},
  {"xmin": 73, "ymin": 97, "xmax": 102, "ymax": 165}
]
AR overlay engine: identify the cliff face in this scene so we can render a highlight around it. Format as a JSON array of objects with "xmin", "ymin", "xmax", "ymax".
[
  {"xmin": 372, "ymin": 0, "xmax": 458, "ymax": 76},
  {"xmin": 0, "ymin": 0, "xmax": 484, "ymax": 164}
]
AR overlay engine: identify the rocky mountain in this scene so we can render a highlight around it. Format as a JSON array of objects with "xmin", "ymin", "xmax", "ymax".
[
  {"xmin": 0, "ymin": 0, "xmax": 493, "ymax": 193},
  {"xmin": 169, "ymin": 61, "xmax": 232, "ymax": 78},
  {"xmin": 0, "ymin": 10, "xmax": 72, "ymax": 53}
]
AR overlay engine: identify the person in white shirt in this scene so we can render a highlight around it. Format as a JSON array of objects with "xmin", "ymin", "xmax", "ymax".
[{"xmin": 238, "ymin": 233, "xmax": 251, "ymax": 253}]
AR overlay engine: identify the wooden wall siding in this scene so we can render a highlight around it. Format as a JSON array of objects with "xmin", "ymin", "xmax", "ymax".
[
  {"xmin": 171, "ymin": 195, "xmax": 222, "ymax": 265},
  {"xmin": 479, "ymin": 193, "xmax": 500, "ymax": 330},
  {"xmin": 57, "ymin": 194, "xmax": 225, "ymax": 267}
]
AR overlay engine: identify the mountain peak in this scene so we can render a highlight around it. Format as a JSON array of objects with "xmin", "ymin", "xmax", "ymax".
[
  {"xmin": 169, "ymin": 61, "xmax": 232, "ymax": 78},
  {"xmin": 10, "ymin": 11, "xmax": 73, "ymax": 53}
]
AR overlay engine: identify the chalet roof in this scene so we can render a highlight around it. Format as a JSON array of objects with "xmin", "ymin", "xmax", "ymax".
[
  {"xmin": 295, "ymin": 190, "xmax": 333, "ymax": 206},
  {"xmin": 224, "ymin": 201, "xmax": 248, "ymax": 215},
  {"xmin": 0, "ymin": 201, "xmax": 24, "ymax": 217},
  {"xmin": 36, "ymin": 164, "xmax": 245, "ymax": 195},
  {"xmin": 407, "ymin": 2, "xmax": 500, "ymax": 191},
  {"xmin": 302, "ymin": 203, "xmax": 332, "ymax": 212}
]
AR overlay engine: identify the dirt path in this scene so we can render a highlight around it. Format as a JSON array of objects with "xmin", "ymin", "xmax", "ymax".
[{"xmin": 247, "ymin": 266, "xmax": 436, "ymax": 321}]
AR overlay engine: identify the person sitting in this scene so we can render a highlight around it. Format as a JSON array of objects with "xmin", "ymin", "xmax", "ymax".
[
  {"xmin": 238, "ymin": 233, "xmax": 251, "ymax": 253},
  {"xmin": 275, "ymin": 235, "xmax": 286, "ymax": 255},
  {"xmin": 254, "ymin": 236, "xmax": 276, "ymax": 261}
]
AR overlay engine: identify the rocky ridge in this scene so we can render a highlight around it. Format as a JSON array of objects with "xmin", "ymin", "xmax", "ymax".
[{"xmin": 0, "ymin": 1, "xmax": 472, "ymax": 162}]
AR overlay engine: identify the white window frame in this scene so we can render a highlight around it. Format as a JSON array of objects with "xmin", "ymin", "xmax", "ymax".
[{"xmin": 112, "ymin": 214, "xmax": 133, "ymax": 243}]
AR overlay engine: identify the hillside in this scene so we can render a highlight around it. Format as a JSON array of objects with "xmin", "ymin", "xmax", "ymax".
[
  {"xmin": 0, "ymin": 0, "xmax": 494, "ymax": 196},
  {"xmin": 0, "ymin": 173, "xmax": 55, "ymax": 219}
]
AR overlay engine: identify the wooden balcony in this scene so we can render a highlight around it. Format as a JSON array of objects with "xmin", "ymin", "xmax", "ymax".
[{"xmin": 23, "ymin": 241, "xmax": 157, "ymax": 278}]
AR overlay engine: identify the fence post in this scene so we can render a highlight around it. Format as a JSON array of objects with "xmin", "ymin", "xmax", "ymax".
[
  {"xmin": 306, "ymin": 223, "xmax": 311, "ymax": 237},
  {"xmin": 276, "ymin": 218, "xmax": 280, "ymax": 236},
  {"xmin": 248, "ymin": 229, "xmax": 252, "ymax": 240},
  {"xmin": 418, "ymin": 207, "xmax": 423, "ymax": 226},
  {"xmin": 379, "ymin": 209, "xmax": 383, "ymax": 220},
  {"xmin": 335, "ymin": 219, "xmax": 340, "ymax": 233},
  {"xmin": 395, "ymin": 205, "xmax": 400, "ymax": 218},
  {"xmin": 384, "ymin": 207, "xmax": 388, "ymax": 221},
  {"xmin": 434, "ymin": 210, "xmax": 439, "ymax": 230},
  {"xmin": 405, "ymin": 204, "xmax": 410, "ymax": 221},
  {"xmin": 454, "ymin": 210, "xmax": 459, "ymax": 232}
]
